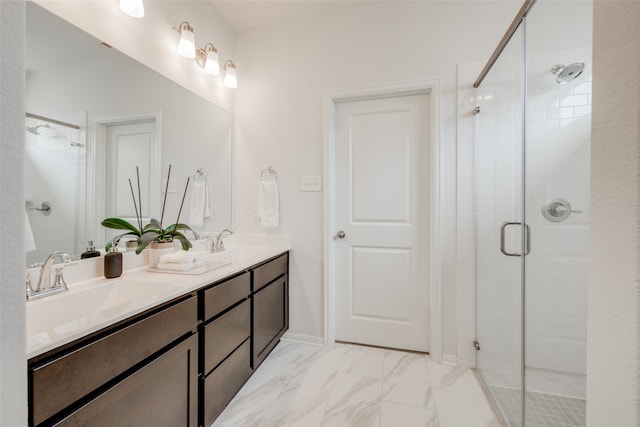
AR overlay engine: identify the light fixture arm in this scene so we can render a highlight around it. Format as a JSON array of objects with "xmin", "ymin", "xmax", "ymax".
[
  {"xmin": 195, "ymin": 43, "xmax": 217, "ymax": 68},
  {"xmin": 176, "ymin": 21, "xmax": 193, "ymax": 34}
]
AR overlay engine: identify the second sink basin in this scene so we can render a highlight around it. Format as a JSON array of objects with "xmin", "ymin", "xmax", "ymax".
[{"xmin": 27, "ymin": 279, "xmax": 183, "ymax": 357}]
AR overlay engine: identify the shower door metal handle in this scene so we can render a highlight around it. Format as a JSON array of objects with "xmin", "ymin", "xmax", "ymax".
[{"xmin": 500, "ymin": 221, "xmax": 531, "ymax": 257}]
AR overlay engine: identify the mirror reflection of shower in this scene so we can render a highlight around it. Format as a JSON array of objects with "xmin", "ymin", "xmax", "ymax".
[
  {"xmin": 551, "ymin": 62, "xmax": 585, "ymax": 84},
  {"xmin": 25, "ymin": 123, "xmax": 50, "ymax": 135},
  {"xmin": 24, "ymin": 112, "xmax": 85, "ymax": 265}
]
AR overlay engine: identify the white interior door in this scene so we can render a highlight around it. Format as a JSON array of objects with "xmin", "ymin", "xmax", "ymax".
[
  {"xmin": 105, "ymin": 120, "xmax": 156, "ymax": 221},
  {"xmin": 334, "ymin": 94, "xmax": 430, "ymax": 352}
]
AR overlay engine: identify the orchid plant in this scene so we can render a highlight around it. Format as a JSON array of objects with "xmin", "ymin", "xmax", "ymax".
[{"xmin": 102, "ymin": 165, "xmax": 194, "ymax": 254}]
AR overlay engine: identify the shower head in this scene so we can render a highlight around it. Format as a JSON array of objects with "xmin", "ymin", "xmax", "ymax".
[
  {"xmin": 551, "ymin": 63, "xmax": 585, "ymax": 84},
  {"xmin": 25, "ymin": 124, "xmax": 50, "ymax": 135}
]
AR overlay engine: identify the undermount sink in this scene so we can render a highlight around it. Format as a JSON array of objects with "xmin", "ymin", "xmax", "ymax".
[
  {"xmin": 205, "ymin": 246, "xmax": 244, "ymax": 263},
  {"xmin": 27, "ymin": 279, "xmax": 183, "ymax": 354}
]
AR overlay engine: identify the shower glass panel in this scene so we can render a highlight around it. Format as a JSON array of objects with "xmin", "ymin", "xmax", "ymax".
[
  {"xmin": 474, "ymin": 24, "xmax": 525, "ymax": 427},
  {"xmin": 523, "ymin": 1, "xmax": 591, "ymax": 425},
  {"xmin": 474, "ymin": 1, "xmax": 592, "ymax": 425}
]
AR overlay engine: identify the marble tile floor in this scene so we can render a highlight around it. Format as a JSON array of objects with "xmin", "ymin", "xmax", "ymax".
[{"xmin": 213, "ymin": 340, "xmax": 502, "ymax": 427}]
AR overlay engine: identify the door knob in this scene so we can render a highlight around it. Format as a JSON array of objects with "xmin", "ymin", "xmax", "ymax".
[{"xmin": 336, "ymin": 230, "xmax": 346, "ymax": 239}]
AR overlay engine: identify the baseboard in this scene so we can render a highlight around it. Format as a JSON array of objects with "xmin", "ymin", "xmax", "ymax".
[
  {"xmin": 281, "ymin": 332, "xmax": 324, "ymax": 346},
  {"xmin": 441, "ymin": 354, "xmax": 458, "ymax": 366}
]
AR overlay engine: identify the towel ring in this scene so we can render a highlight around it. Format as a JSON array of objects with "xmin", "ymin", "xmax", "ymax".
[
  {"xmin": 260, "ymin": 166, "xmax": 278, "ymax": 182},
  {"xmin": 193, "ymin": 168, "xmax": 207, "ymax": 183}
]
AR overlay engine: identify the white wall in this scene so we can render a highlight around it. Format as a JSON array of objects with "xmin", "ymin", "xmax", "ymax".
[
  {"xmin": 588, "ymin": 1, "xmax": 640, "ymax": 425},
  {"xmin": 234, "ymin": 1, "xmax": 521, "ymax": 350},
  {"xmin": 0, "ymin": 1, "xmax": 27, "ymax": 425},
  {"xmin": 34, "ymin": 0, "xmax": 236, "ymax": 113}
]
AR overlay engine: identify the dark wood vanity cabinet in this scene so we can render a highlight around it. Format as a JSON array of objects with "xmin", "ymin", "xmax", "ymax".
[
  {"xmin": 28, "ymin": 251, "xmax": 289, "ymax": 427},
  {"xmin": 28, "ymin": 295, "xmax": 198, "ymax": 427},
  {"xmin": 252, "ymin": 253, "xmax": 289, "ymax": 368}
]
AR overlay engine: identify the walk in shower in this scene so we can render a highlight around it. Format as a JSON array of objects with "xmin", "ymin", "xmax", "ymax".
[
  {"xmin": 470, "ymin": 0, "xmax": 592, "ymax": 425},
  {"xmin": 24, "ymin": 113, "xmax": 86, "ymax": 265}
]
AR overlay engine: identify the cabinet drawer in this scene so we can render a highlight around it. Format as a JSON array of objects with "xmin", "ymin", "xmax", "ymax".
[
  {"xmin": 253, "ymin": 253, "xmax": 288, "ymax": 292},
  {"xmin": 55, "ymin": 334, "xmax": 198, "ymax": 427},
  {"xmin": 203, "ymin": 299, "xmax": 251, "ymax": 375},
  {"xmin": 203, "ymin": 272, "xmax": 250, "ymax": 320},
  {"xmin": 31, "ymin": 296, "xmax": 197, "ymax": 426},
  {"xmin": 203, "ymin": 339, "xmax": 252, "ymax": 426}
]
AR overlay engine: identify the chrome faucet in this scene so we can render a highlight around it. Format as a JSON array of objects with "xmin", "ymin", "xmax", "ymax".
[
  {"xmin": 27, "ymin": 251, "xmax": 77, "ymax": 301},
  {"xmin": 214, "ymin": 229, "xmax": 233, "ymax": 252}
]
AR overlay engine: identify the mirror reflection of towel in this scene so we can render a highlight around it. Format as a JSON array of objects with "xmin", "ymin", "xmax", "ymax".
[
  {"xmin": 189, "ymin": 180, "xmax": 210, "ymax": 227},
  {"xmin": 259, "ymin": 180, "xmax": 279, "ymax": 228}
]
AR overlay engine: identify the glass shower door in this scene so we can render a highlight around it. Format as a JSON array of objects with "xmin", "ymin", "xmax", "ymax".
[{"xmin": 474, "ymin": 24, "xmax": 525, "ymax": 427}]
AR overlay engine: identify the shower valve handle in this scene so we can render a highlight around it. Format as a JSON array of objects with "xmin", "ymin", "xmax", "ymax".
[{"xmin": 542, "ymin": 198, "xmax": 581, "ymax": 222}]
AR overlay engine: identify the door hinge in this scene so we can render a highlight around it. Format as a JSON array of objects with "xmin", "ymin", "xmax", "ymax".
[{"xmin": 473, "ymin": 340, "xmax": 480, "ymax": 351}]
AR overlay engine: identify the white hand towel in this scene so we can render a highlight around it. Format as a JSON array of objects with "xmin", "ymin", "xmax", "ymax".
[
  {"xmin": 24, "ymin": 209, "xmax": 36, "ymax": 252},
  {"xmin": 189, "ymin": 180, "xmax": 211, "ymax": 226},
  {"xmin": 159, "ymin": 250, "xmax": 194, "ymax": 264},
  {"xmin": 259, "ymin": 180, "xmax": 279, "ymax": 228},
  {"xmin": 156, "ymin": 261, "xmax": 195, "ymax": 271}
]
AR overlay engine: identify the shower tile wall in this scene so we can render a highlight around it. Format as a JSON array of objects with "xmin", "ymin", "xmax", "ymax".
[
  {"xmin": 25, "ymin": 115, "xmax": 86, "ymax": 265},
  {"xmin": 525, "ymin": 49, "xmax": 591, "ymax": 377}
]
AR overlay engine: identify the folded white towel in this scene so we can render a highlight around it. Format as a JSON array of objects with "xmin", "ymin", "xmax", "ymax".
[
  {"xmin": 159, "ymin": 250, "xmax": 194, "ymax": 264},
  {"xmin": 259, "ymin": 180, "xmax": 279, "ymax": 228},
  {"xmin": 156, "ymin": 262, "xmax": 195, "ymax": 271},
  {"xmin": 189, "ymin": 179, "xmax": 211, "ymax": 227},
  {"xmin": 155, "ymin": 258, "xmax": 205, "ymax": 271}
]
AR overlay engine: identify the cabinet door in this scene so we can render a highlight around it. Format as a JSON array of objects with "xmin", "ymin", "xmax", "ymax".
[
  {"xmin": 253, "ymin": 277, "xmax": 288, "ymax": 368},
  {"xmin": 55, "ymin": 334, "xmax": 198, "ymax": 427}
]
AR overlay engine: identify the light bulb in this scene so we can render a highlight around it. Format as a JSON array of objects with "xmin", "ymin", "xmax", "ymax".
[
  {"xmin": 177, "ymin": 23, "xmax": 195, "ymax": 58},
  {"xmin": 203, "ymin": 47, "xmax": 220, "ymax": 76},
  {"xmin": 224, "ymin": 62, "xmax": 237, "ymax": 89},
  {"xmin": 119, "ymin": 0, "xmax": 144, "ymax": 18}
]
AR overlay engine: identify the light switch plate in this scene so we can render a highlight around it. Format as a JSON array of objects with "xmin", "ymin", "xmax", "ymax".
[{"xmin": 301, "ymin": 175, "xmax": 322, "ymax": 192}]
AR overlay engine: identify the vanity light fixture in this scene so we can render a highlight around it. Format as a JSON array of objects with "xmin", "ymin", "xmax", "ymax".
[
  {"xmin": 223, "ymin": 60, "xmax": 237, "ymax": 89},
  {"xmin": 176, "ymin": 21, "xmax": 196, "ymax": 58},
  {"xmin": 202, "ymin": 43, "xmax": 220, "ymax": 76},
  {"xmin": 172, "ymin": 21, "xmax": 236, "ymax": 85},
  {"xmin": 119, "ymin": 0, "xmax": 144, "ymax": 18}
]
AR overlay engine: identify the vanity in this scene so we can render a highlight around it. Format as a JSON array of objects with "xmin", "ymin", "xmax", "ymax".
[{"xmin": 27, "ymin": 246, "xmax": 289, "ymax": 427}]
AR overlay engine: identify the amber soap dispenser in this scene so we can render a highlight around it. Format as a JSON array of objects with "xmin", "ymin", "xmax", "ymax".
[{"xmin": 104, "ymin": 243, "xmax": 123, "ymax": 279}]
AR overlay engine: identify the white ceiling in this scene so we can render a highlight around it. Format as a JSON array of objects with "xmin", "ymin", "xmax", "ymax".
[{"xmin": 209, "ymin": 0, "xmax": 375, "ymax": 31}]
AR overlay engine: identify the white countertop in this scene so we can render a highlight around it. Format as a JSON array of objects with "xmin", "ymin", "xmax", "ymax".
[{"xmin": 27, "ymin": 242, "xmax": 290, "ymax": 359}]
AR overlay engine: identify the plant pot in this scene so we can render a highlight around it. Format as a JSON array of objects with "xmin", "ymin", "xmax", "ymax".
[
  {"xmin": 125, "ymin": 240, "xmax": 138, "ymax": 251},
  {"xmin": 148, "ymin": 241, "xmax": 175, "ymax": 268}
]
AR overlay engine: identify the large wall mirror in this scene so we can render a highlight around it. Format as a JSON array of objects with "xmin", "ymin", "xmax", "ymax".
[{"xmin": 25, "ymin": 2, "xmax": 233, "ymax": 266}]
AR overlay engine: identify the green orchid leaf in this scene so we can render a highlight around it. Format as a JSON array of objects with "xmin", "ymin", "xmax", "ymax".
[
  {"xmin": 171, "ymin": 232, "xmax": 193, "ymax": 251},
  {"xmin": 101, "ymin": 218, "xmax": 141, "ymax": 234}
]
